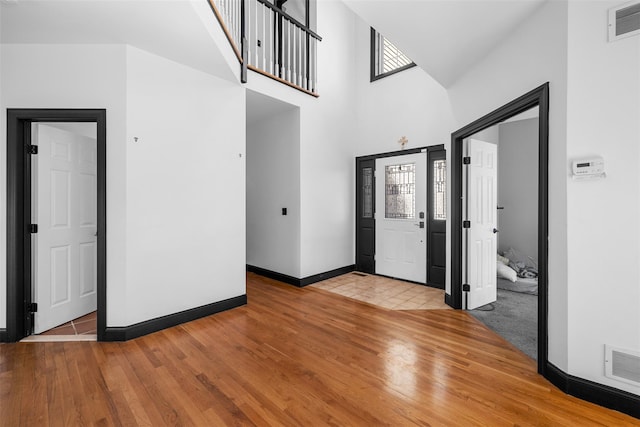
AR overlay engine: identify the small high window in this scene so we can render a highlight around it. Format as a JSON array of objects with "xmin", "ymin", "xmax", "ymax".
[{"xmin": 370, "ymin": 28, "xmax": 415, "ymax": 81}]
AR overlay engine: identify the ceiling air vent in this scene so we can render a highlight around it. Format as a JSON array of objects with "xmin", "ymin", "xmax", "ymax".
[
  {"xmin": 609, "ymin": 1, "xmax": 640, "ymax": 41},
  {"xmin": 605, "ymin": 345, "xmax": 640, "ymax": 386}
]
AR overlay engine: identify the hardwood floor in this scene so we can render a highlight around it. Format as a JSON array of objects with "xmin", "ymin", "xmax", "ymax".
[{"xmin": 1, "ymin": 272, "xmax": 637, "ymax": 426}]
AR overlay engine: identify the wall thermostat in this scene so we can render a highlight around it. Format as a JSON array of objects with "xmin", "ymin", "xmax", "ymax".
[{"xmin": 572, "ymin": 157, "xmax": 605, "ymax": 180}]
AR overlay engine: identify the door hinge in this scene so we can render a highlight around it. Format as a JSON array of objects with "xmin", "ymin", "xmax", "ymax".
[
  {"xmin": 30, "ymin": 224, "xmax": 38, "ymax": 234},
  {"xmin": 27, "ymin": 145, "xmax": 38, "ymax": 155},
  {"xmin": 27, "ymin": 303, "xmax": 38, "ymax": 313},
  {"xmin": 462, "ymin": 284, "xmax": 470, "ymax": 292},
  {"xmin": 462, "ymin": 220, "xmax": 471, "ymax": 229},
  {"xmin": 463, "ymin": 156, "xmax": 471, "ymax": 165}
]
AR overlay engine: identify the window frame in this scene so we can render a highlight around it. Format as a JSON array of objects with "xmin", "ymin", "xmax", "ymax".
[{"xmin": 370, "ymin": 27, "xmax": 416, "ymax": 82}]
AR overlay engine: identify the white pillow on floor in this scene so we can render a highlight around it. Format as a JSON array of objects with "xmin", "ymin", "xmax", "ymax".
[{"xmin": 497, "ymin": 262, "xmax": 517, "ymax": 282}]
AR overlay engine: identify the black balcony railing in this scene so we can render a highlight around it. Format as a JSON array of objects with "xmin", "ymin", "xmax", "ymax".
[{"xmin": 209, "ymin": 0, "xmax": 321, "ymax": 96}]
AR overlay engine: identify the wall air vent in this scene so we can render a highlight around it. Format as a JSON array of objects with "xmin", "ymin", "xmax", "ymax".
[
  {"xmin": 609, "ymin": 1, "xmax": 640, "ymax": 42},
  {"xmin": 605, "ymin": 345, "xmax": 640, "ymax": 386}
]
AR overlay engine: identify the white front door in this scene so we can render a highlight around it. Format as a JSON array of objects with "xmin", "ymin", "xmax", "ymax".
[
  {"xmin": 375, "ymin": 152, "xmax": 427, "ymax": 283},
  {"xmin": 32, "ymin": 123, "xmax": 98, "ymax": 334},
  {"xmin": 463, "ymin": 138, "xmax": 498, "ymax": 310}
]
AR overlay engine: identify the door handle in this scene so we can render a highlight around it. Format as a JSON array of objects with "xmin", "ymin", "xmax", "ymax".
[
  {"xmin": 414, "ymin": 222, "xmax": 425, "ymax": 229},
  {"xmin": 493, "ymin": 228, "xmax": 499, "ymax": 234}
]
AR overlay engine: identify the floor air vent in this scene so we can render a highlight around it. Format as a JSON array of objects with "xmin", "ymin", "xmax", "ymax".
[
  {"xmin": 605, "ymin": 345, "xmax": 640, "ymax": 386},
  {"xmin": 609, "ymin": 1, "xmax": 640, "ymax": 41},
  {"xmin": 352, "ymin": 272, "xmax": 368, "ymax": 277}
]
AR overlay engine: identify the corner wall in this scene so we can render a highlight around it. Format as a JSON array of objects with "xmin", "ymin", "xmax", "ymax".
[{"xmin": 124, "ymin": 46, "xmax": 246, "ymax": 326}]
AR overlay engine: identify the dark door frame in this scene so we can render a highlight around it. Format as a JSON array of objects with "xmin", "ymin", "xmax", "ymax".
[
  {"xmin": 449, "ymin": 83, "xmax": 549, "ymax": 374},
  {"xmin": 5, "ymin": 109, "xmax": 107, "ymax": 342},
  {"xmin": 355, "ymin": 145, "xmax": 445, "ymax": 286}
]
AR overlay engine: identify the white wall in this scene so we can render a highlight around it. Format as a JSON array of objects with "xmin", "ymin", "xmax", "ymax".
[
  {"xmin": 0, "ymin": 44, "xmax": 128, "ymax": 329},
  {"xmin": 245, "ymin": 0, "xmax": 358, "ymax": 278},
  {"xmin": 125, "ymin": 46, "xmax": 246, "ymax": 326},
  {"xmin": 565, "ymin": 0, "xmax": 640, "ymax": 395},
  {"xmin": 297, "ymin": 0, "xmax": 358, "ymax": 277},
  {"xmin": 353, "ymin": 27, "xmax": 454, "ymax": 157},
  {"xmin": 247, "ymin": 106, "xmax": 301, "ymax": 277},
  {"xmin": 1, "ymin": 44, "xmax": 246, "ymax": 329},
  {"xmin": 245, "ymin": 2, "xmax": 455, "ymax": 278},
  {"xmin": 498, "ymin": 118, "xmax": 538, "ymax": 263},
  {"xmin": 448, "ymin": 0, "xmax": 569, "ymax": 369}
]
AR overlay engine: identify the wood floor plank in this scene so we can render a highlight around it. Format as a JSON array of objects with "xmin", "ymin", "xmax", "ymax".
[
  {"xmin": 104, "ymin": 342, "xmax": 166, "ymax": 426},
  {"xmin": 1, "ymin": 272, "xmax": 639, "ymax": 426}
]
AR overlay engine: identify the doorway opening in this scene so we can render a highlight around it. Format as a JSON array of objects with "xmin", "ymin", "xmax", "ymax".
[
  {"xmin": 6, "ymin": 109, "xmax": 106, "ymax": 342},
  {"xmin": 449, "ymin": 83, "xmax": 549, "ymax": 373},
  {"xmin": 463, "ymin": 107, "xmax": 540, "ymax": 361},
  {"xmin": 356, "ymin": 145, "xmax": 446, "ymax": 289},
  {"xmin": 245, "ymin": 90, "xmax": 301, "ymax": 280}
]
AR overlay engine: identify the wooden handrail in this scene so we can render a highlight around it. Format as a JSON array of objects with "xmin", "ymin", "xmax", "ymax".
[
  {"xmin": 248, "ymin": 65, "xmax": 319, "ymax": 98},
  {"xmin": 207, "ymin": 0, "xmax": 243, "ymax": 63}
]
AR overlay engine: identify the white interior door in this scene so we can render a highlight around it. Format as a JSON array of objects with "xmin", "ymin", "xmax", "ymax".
[
  {"xmin": 32, "ymin": 123, "xmax": 98, "ymax": 334},
  {"xmin": 375, "ymin": 152, "xmax": 427, "ymax": 283},
  {"xmin": 464, "ymin": 138, "xmax": 498, "ymax": 310}
]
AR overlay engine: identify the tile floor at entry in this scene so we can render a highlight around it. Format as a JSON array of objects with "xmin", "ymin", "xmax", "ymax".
[
  {"xmin": 40, "ymin": 311, "xmax": 97, "ymax": 336},
  {"xmin": 310, "ymin": 272, "xmax": 451, "ymax": 310}
]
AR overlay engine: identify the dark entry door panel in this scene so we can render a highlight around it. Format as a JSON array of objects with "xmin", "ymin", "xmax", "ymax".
[
  {"xmin": 427, "ymin": 147, "xmax": 446, "ymax": 288},
  {"xmin": 356, "ymin": 158, "xmax": 375, "ymax": 273}
]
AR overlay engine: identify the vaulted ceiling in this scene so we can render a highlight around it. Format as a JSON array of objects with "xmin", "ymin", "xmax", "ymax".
[
  {"xmin": 343, "ymin": 0, "xmax": 548, "ymax": 88},
  {"xmin": 0, "ymin": 0, "xmax": 236, "ymax": 82},
  {"xmin": 2, "ymin": 0, "xmax": 548, "ymax": 89}
]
